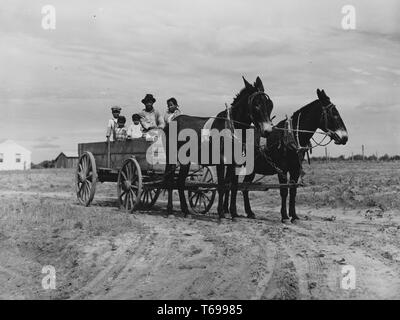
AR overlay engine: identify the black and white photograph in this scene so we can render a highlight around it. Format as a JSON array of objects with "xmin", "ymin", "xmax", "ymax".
[{"xmin": 0, "ymin": 0, "xmax": 400, "ymax": 305}]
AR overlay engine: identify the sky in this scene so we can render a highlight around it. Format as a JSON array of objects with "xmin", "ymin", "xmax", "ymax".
[{"xmin": 0, "ymin": 0, "xmax": 400, "ymax": 162}]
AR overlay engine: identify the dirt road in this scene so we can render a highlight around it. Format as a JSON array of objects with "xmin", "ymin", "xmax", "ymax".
[{"xmin": 0, "ymin": 165, "xmax": 399, "ymax": 299}]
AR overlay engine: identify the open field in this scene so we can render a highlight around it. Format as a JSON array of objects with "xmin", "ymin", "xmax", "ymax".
[{"xmin": 0, "ymin": 161, "xmax": 400, "ymax": 299}]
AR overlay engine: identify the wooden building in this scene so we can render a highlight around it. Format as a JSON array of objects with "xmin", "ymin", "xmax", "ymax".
[{"xmin": 54, "ymin": 152, "xmax": 78, "ymax": 169}]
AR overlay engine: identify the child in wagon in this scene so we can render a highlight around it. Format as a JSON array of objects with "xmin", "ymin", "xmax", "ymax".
[
  {"xmin": 106, "ymin": 106, "xmax": 121, "ymax": 141},
  {"xmin": 115, "ymin": 116, "xmax": 128, "ymax": 141},
  {"xmin": 127, "ymin": 113, "xmax": 144, "ymax": 139}
]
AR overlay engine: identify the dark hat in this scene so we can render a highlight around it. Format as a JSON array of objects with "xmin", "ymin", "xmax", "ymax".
[
  {"xmin": 141, "ymin": 94, "xmax": 156, "ymax": 104},
  {"xmin": 132, "ymin": 113, "xmax": 141, "ymax": 121},
  {"xmin": 117, "ymin": 115, "xmax": 126, "ymax": 124},
  {"xmin": 111, "ymin": 106, "xmax": 121, "ymax": 112}
]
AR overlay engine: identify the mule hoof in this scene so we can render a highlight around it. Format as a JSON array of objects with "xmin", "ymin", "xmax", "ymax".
[
  {"xmin": 230, "ymin": 212, "xmax": 239, "ymax": 218},
  {"xmin": 281, "ymin": 218, "xmax": 290, "ymax": 224},
  {"xmin": 291, "ymin": 217, "xmax": 300, "ymax": 223},
  {"xmin": 246, "ymin": 212, "xmax": 256, "ymax": 219}
]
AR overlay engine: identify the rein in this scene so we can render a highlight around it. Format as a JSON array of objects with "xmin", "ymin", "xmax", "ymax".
[{"xmin": 273, "ymin": 102, "xmax": 336, "ymax": 152}]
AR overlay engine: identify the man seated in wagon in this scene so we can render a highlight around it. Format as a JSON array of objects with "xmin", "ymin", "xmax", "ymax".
[
  {"xmin": 106, "ymin": 106, "xmax": 122, "ymax": 141},
  {"xmin": 138, "ymin": 94, "xmax": 165, "ymax": 133},
  {"xmin": 137, "ymin": 94, "xmax": 167, "ymax": 164}
]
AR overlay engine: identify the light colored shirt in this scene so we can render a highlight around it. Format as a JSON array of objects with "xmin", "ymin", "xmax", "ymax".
[
  {"xmin": 127, "ymin": 123, "xmax": 143, "ymax": 139},
  {"xmin": 139, "ymin": 108, "xmax": 165, "ymax": 131},
  {"xmin": 115, "ymin": 126, "xmax": 127, "ymax": 141},
  {"xmin": 163, "ymin": 108, "xmax": 182, "ymax": 124},
  {"xmin": 106, "ymin": 118, "xmax": 118, "ymax": 141}
]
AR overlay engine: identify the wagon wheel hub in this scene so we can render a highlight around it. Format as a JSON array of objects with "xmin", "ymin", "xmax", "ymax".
[
  {"xmin": 79, "ymin": 172, "xmax": 87, "ymax": 182},
  {"xmin": 124, "ymin": 180, "xmax": 131, "ymax": 190}
]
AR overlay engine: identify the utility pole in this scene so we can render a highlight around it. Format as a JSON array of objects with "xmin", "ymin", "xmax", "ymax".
[
  {"xmin": 325, "ymin": 147, "xmax": 328, "ymax": 164},
  {"xmin": 351, "ymin": 152, "xmax": 354, "ymax": 161},
  {"xmin": 362, "ymin": 145, "xmax": 365, "ymax": 161}
]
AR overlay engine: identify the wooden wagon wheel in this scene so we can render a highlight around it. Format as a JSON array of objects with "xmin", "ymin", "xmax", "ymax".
[
  {"xmin": 117, "ymin": 157, "xmax": 143, "ymax": 212},
  {"xmin": 75, "ymin": 151, "xmax": 97, "ymax": 206},
  {"xmin": 140, "ymin": 187, "xmax": 161, "ymax": 209},
  {"xmin": 187, "ymin": 166, "xmax": 216, "ymax": 214}
]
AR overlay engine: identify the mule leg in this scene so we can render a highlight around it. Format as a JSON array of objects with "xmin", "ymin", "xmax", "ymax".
[
  {"xmin": 216, "ymin": 164, "xmax": 226, "ymax": 220},
  {"xmin": 222, "ymin": 167, "xmax": 231, "ymax": 214},
  {"xmin": 165, "ymin": 164, "xmax": 176, "ymax": 215},
  {"xmin": 229, "ymin": 169, "xmax": 239, "ymax": 220},
  {"xmin": 278, "ymin": 173, "xmax": 290, "ymax": 222},
  {"xmin": 178, "ymin": 164, "xmax": 191, "ymax": 217},
  {"xmin": 243, "ymin": 173, "xmax": 256, "ymax": 218},
  {"xmin": 289, "ymin": 171, "xmax": 300, "ymax": 222}
]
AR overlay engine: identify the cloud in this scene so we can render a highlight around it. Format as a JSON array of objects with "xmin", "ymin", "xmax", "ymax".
[
  {"xmin": 1, "ymin": 0, "xmax": 400, "ymax": 161},
  {"xmin": 348, "ymin": 67, "xmax": 372, "ymax": 76},
  {"xmin": 34, "ymin": 142, "xmax": 60, "ymax": 149}
]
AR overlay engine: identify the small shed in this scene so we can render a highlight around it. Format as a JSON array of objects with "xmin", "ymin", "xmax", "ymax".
[{"xmin": 54, "ymin": 152, "xmax": 78, "ymax": 169}]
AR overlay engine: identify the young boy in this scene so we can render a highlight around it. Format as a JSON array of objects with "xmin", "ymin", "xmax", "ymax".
[
  {"xmin": 115, "ymin": 116, "xmax": 127, "ymax": 141},
  {"xmin": 127, "ymin": 114, "xmax": 144, "ymax": 139},
  {"xmin": 106, "ymin": 106, "xmax": 121, "ymax": 141}
]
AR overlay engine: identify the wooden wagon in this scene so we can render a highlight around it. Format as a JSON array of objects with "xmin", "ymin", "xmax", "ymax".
[
  {"xmin": 75, "ymin": 138, "xmax": 217, "ymax": 214},
  {"xmin": 76, "ymin": 136, "xmax": 302, "ymax": 216}
]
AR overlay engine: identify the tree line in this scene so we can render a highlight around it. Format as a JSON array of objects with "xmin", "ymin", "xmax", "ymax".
[{"xmin": 310, "ymin": 154, "xmax": 400, "ymax": 162}]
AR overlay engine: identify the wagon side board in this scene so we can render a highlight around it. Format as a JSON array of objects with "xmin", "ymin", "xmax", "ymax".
[{"xmin": 78, "ymin": 139, "xmax": 165, "ymax": 173}]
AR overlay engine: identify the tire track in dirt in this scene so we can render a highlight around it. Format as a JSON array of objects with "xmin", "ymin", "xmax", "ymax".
[
  {"xmin": 70, "ymin": 230, "xmax": 152, "ymax": 299},
  {"xmin": 258, "ymin": 232, "xmax": 300, "ymax": 300}
]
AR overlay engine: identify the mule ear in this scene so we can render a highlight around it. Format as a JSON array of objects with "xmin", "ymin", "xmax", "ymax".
[
  {"xmin": 242, "ymin": 76, "xmax": 252, "ymax": 89},
  {"xmin": 254, "ymin": 76, "xmax": 264, "ymax": 92},
  {"xmin": 317, "ymin": 89, "xmax": 322, "ymax": 99},
  {"xmin": 321, "ymin": 89, "xmax": 329, "ymax": 98}
]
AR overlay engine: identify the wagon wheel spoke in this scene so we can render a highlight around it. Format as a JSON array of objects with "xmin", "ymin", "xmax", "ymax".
[
  {"xmin": 194, "ymin": 192, "xmax": 201, "ymax": 207},
  {"xmin": 120, "ymin": 171, "xmax": 128, "ymax": 182},
  {"xmin": 123, "ymin": 191, "xmax": 129, "ymax": 208},
  {"xmin": 130, "ymin": 190, "xmax": 136, "ymax": 209},
  {"xmin": 130, "ymin": 165, "xmax": 138, "ymax": 181},
  {"xmin": 82, "ymin": 156, "xmax": 88, "ymax": 174},
  {"xmin": 198, "ymin": 193, "xmax": 204, "ymax": 208},
  {"xmin": 189, "ymin": 191, "xmax": 198, "ymax": 201},
  {"xmin": 142, "ymin": 191, "xmax": 148, "ymax": 204},
  {"xmin": 84, "ymin": 182, "xmax": 91, "ymax": 200},
  {"xmin": 125, "ymin": 191, "xmax": 131, "ymax": 210},
  {"xmin": 130, "ymin": 163, "xmax": 136, "ymax": 180},
  {"xmin": 130, "ymin": 194, "xmax": 135, "ymax": 210},
  {"xmin": 81, "ymin": 182, "xmax": 87, "ymax": 200},
  {"xmin": 203, "ymin": 198, "xmax": 209, "ymax": 211},
  {"xmin": 119, "ymin": 189, "xmax": 127, "ymax": 201},
  {"xmin": 202, "ymin": 193, "xmax": 211, "ymax": 202},
  {"xmin": 78, "ymin": 182, "xmax": 84, "ymax": 196},
  {"xmin": 202, "ymin": 171, "xmax": 210, "ymax": 182},
  {"xmin": 124, "ymin": 163, "xmax": 131, "ymax": 180},
  {"xmin": 86, "ymin": 157, "xmax": 92, "ymax": 172}
]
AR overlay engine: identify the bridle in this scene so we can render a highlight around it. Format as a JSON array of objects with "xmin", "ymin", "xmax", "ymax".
[
  {"xmin": 290, "ymin": 102, "xmax": 337, "ymax": 152},
  {"xmin": 247, "ymin": 91, "xmax": 273, "ymax": 128},
  {"xmin": 320, "ymin": 103, "xmax": 336, "ymax": 135}
]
